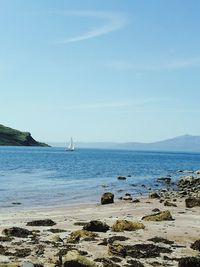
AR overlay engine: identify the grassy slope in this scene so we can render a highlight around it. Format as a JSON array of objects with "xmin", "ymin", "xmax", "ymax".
[{"xmin": 0, "ymin": 124, "xmax": 49, "ymax": 146}]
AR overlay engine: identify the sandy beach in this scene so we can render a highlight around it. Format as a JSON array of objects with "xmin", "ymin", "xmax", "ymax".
[{"xmin": 0, "ymin": 193, "xmax": 199, "ymax": 267}]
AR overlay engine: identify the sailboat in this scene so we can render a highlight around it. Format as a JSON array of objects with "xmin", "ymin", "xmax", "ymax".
[{"xmin": 66, "ymin": 137, "xmax": 75, "ymax": 151}]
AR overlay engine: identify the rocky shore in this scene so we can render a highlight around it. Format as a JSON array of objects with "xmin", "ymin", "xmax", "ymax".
[{"xmin": 0, "ymin": 170, "xmax": 200, "ymax": 267}]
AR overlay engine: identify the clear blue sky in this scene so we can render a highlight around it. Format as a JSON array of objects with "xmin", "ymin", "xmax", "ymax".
[{"xmin": 0, "ymin": 0, "xmax": 200, "ymax": 143}]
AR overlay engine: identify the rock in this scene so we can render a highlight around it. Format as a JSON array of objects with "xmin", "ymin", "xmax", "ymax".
[
  {"xmin": 195, "ymin": 170, "xmax": 200, "ymax": 174},
  {"xmin": 191, "ymin": 240, "xmax": 200, "ymax": 251},
  {"xmin": 149, "ymin": 192, "xmax": 160, "ymax": 199},
  {"xmin": 63, "ymin": 250, "xmax": 97, "ymax": 267},
  {"xmin": 101, "ymin": 192, "xmax": 114, "ymax": 205},
  {"xmin": 26, "ymin": 219, "xmax": 56, "ymax": 226},
  {"xmin": 164, "ymin": 201, "xmax": 177, "ymax": 207},
  {"xmin": 117, "ymin": 176, "xmax": 126, "ymax": 180},
  {"xmin": 48, "ymin": 234, "xmax": 63, "ymax": 243},
  {"xmin": 108, "ymin": 243, "xmax": 126, "ymax": 257},
  {"xmin": 178, "ymin": 257, "xmax": 200, "ymax": 267},
  {"xmin": 68, "ymin": 230, "xmax": 98, "ymax": 243},
  {"xmin": 2, "ymin": 227, "xmax": 32, "ymax": 238},
  {"xmin": 112, "ymin": 220, "xmax": 145, "ymax": 232},
  {"xmin": 48, "ymin": 228, "xmax": 66, "ymax": 233},
  {"xmin": 152, "ymin": 208, "xmax": 160, "ymax": 213},
  {"xmin": 83, "ymin": 220, "xmax": 110, "ymax": 232},
  {"xmin": 132, "ymin": 198, "xmax": 140, "ymax": 203},
  {"xmin": 185, "ymin": 197, "xmax": 200, "ymax": 208},
  {"xmin": 142, "ymin": 210, "xmax": 173, "ymax": 221},
  {"xmin": 122, "ymin": 195, "xmax": 133, "ymax": 201}
]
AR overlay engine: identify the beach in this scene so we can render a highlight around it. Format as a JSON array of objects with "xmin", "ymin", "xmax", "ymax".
[{"xmin": 0, "ymin": 185, "xmax": 200, "ymax": 266}]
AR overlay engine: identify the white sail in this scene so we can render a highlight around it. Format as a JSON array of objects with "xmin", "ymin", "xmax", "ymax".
[{"xmin": 66, "ymin": 137, "xmax": 75, "ymax": 151}]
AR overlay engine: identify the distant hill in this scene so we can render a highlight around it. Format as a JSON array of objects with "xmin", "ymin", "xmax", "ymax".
[
  {"xmin": 0, "ymin": 124, "xmax": 49, "ymax": 147},
  {"xmin": 72, "ymin": 135, "xmax": 200, "ymax": 152}
]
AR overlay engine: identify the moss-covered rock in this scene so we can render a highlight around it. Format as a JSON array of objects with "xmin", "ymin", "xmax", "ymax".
[
  {"xmin": 142, "ymin": 210, "xmax": 173, "ymax": 221},
  {"xmin": 63, "ymin": 250, "xmax": 97, "ymax": 267},
  {"xmin": 68, "ymin": 230, "xmax": 98, "ymax": 243},
  {"xmin": 112, "ymin": 220, "xmax": 145, "ymax": 232}
]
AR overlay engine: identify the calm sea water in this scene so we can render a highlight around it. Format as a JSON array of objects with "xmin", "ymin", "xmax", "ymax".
[{"xmin": 0, "ymin": 146, "xmax": 200, "ymax": 209}]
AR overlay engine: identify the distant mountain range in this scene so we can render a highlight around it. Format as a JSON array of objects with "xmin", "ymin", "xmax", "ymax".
[
  {"xmin": 0, "ymin": 124, "xmax": 49, "ymax": 146},
  {"xmin": 50, "ymin": 135, "xmax": 200, "ymax": 152}
]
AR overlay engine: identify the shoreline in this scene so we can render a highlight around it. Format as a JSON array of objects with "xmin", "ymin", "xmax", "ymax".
[{"xmin": 0, "ymin": 173, "xmax": 200, "ymax": 266}]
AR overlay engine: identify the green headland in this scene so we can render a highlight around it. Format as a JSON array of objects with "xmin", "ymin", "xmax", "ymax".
[{"xmin": 0, "ymin": 124, "xmax": 49, "ymax": 146}]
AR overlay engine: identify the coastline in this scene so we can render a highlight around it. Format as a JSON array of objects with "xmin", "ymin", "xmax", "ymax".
[{"xmin": 0, "ymin": 194, "xmax": 200, "ymax": 266}]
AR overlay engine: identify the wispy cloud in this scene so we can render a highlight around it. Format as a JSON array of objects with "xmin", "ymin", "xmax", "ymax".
[
  {"xmin": 57, "ymin": 98, "xmax": 158, "ymax": 111},
  {"xmin": 54, "ymin": 11, "xmax": 129, "ymax": 44},
  {"xmin": 106, "ymin": 57, "xmax": 200, "ymax": 72}
]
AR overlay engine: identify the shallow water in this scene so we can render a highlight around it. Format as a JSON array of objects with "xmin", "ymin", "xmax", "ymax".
[{"xmin": 0, "ymin": 146, "xmax": 199, "ymax": 208}]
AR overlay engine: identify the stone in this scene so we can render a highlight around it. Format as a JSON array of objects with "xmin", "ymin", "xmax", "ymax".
[
  {"xmin": 178, "ymin": 257, "xmax": 200, "ymax": 267},
  {"xmin": 83, "ymin": 220, "xmax": 110, "ymax": 232},
  {"xmin": 142, "ymin": 210, "xmax": 173, "ymax": 221},
  {"xmin": 117, "ymin": 176, "xmax": 126, "ymax": 180},
  {"xmin": 2, "ymin": 227, "xmax": 32, "ymax": 238},
  {"xmin": 164, "ymin": 201, "xmax": 177, "ymax": 207},
  {"xmin": 132, "ymin": 198, "xmax": 140, "ymax": 203},
  {"xmin": 190, "ymin": 240, "xmax": 200, "ymax": 251},
  {"xmin": 149, "ymin": 192, "xmax": 160, "ymax": 199},
  {"xmin": 112, "ymin": 220, "xmax": 145, "ymax": 232},
  {"xmin": 101, "ymin": 192, "xmax": 114, "ymax": 205},
  {"xmin": 68, "ymin": 230, "xmax": 98, "ymax": 243},
  {"xmin": 63, "ymin": 250, "xmax": 97, "ymax": 267},
  {"xmin": 26, "ymin": 219, "xmax": 56, "ymax": 226},
  {"xmin": 185, "ymin": 197, "xmax": 200, "ymax": 208}
]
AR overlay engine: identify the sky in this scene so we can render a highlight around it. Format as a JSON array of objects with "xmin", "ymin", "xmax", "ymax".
[{"xmin": 0, "ymin": 0, "xmax": 200, "ymax": 143}]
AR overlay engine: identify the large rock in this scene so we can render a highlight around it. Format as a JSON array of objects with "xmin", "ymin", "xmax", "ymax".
[
  {"xmin": 63, "ymin": 250, "xmax": 97, "ymax": 267},
  {"xmin": 178, "ymin": 257, "xmax": 200, "ymax": 267},
  {"xmin": 112, "ymin": 220, "xmax": 145, "ymax": 232},
  {"xmin": 142, "ymin": 210, "xmax": 173, "ymax": 221},
  {"xmin": 191, "ymin": 240, "xmax": 200, "ymax": 251},
  {"xmin": 83, "ymin": 220, "xmax": 110, "ymax": 232},
  {"xmin": 149, "ymin": 192, "xmax": 160, "ymax": 199},
  {"xmin": 185, "ymin": 197, "xmax": 200, "ymax": 208},
  {"xmin": 2, "ymin": 227, "xmax": 32, "ymax": 238},
  {"xmin": 26, "ymin": 219, "xmax": 56, "ymax": 226},
  {"xmin": 101, "ymin": 192, "xmax": 114, "ymax": 205}
]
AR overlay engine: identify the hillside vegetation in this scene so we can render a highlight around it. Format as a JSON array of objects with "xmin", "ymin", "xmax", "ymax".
[{"xmin": 0, "ymin": 124, "xmax": 49, "ymax": 146}]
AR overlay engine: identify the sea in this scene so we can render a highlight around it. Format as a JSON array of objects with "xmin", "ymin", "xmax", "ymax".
[{"xmin": 0, "ymin": 146, "xmax": 200, "ymax": 209}]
